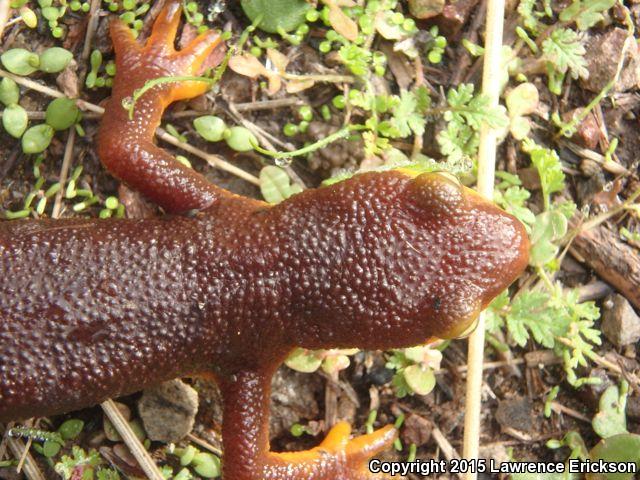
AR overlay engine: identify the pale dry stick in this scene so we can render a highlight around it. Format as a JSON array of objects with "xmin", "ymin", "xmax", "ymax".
[
  {"xmin": 6, "ymin": 437, "xmax": 45, "ymax": 480},
  {"xmin": 0, "ymin": 0, "xmax": 10, "ymax": 39},
  {"xmin": 558, "ymin": 139, "xmax": 629, "ymax": 176},
  {"xmin": 51, "ymin": 128, "xmax": 76, "ymax": 218},
  {"xmin": 186, "ymin": 433, "xmax": 223, "ymax": 457},
  {"xmin": 224, "ymin": 100, "xmax": 294, "ymax": 150},
  {"xmin": 234, "ymin": 97, "xmax": 305, "ymax": 112},
  {"xmin": 462, "ymin": 0, "xmax": 505, "ymax": 477},
  {"xmin": 15, "ymin": 437, "xmax": 32, "ymax": 473},
  {"xmin": 14, "ymin": 418, "xmax": 35, "ymax": 474},
  {"xmin": 0, "ymin": 68, "xmax": 261, "ymax": 185},
  {"xmin": 431, "ymin": 425, "xmax": 464, "ymax": 480},
  {"xmin": 550, "ymin": 402, "xmax": 590, "ymax": 423},
  {"xmin": 157, "ymin": 127, "xmax": 260, "ymax": 185},
  {"xmin": 0, "ymin": 69, "xmax": 103, "ymax": 113},
  {"xmin": 101, "ymin": 399, "xmax": 164, "ymax": 480},
  {"xmin": 455, "ymin": 358, "xmax": 525, "ymax": 373},
  {"xmin": 502, "ymin": 427, "xmax": 532, "ymax": 442},
  {"xmin": 0, "ymin": 111, "xmax": 46, "ymax": 120}
]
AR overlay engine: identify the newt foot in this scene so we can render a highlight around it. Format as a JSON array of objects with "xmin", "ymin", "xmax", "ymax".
[
  {"xmin": 270, "ymin": 422, "xmax": 398, "ymax": 480},
  {"xmin": 110, "ymin": 0, "xmax": 222, "ymax": 102}
]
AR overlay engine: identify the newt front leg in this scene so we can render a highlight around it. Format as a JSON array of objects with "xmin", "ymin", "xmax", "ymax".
[
  {"xmin": 97, "ymin": 0, "xmax": 225, "ymax": 213},
  {"xmin": 219, "ymin": 369, "xmax": 397, "ymax": 480}
]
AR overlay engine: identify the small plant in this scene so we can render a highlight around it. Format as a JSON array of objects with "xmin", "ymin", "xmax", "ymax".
[
  {"xmin": 1, "ymin": 46, "xmax": 72, "ymax": 76},
  {"xmin": 169, "ymin": 444, "xmax": 221, "ymax": 478},
  {"xmin": 54, "ymin": 445, "xmax": 120, "ymax": 480},
  {"xmin": 285, "ymin": 347, "xmax": 359, "ymax": 375},
  {"xmin": 385, "ymin": 343, "xmax": 444, "ymax": 397},
  {"xmin": 193, "ymin": 115, "xmax": 257, "ymax": 152}
]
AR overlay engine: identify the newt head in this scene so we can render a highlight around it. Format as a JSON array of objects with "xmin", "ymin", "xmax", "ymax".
[{"xmin": 285, "ymin": 169, "xmax": 529, "ymax": 351}]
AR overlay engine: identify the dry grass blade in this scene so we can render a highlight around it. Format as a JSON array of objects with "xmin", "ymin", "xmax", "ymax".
[
  {"xmin": 462, "ymin": 0, "xmax": 505, "ymax": 478},
  {"xmin": 6, "ymin": 437, "xmax": 45, "ymax": 480},
  {"xmin": 101, "ymin": 399, "xmax": 164, "ymax": 480}
]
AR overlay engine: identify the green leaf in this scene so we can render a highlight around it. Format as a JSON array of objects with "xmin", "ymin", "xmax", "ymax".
[
  {"xmin": 259, "ymin": 165, "xmax": 303, "ymax": 203},
  {"xmin": 339, "ymin": 44, "xmax": 372, "ymax": 76},
  {"xmin": 285, "ymin": 348, "xmax": 323, "ymax": 373},
  {"xmin": 0, "ymin": 77, "xmax": 20, "ymax": 106},
  {"xmin": 445, "ymin": 84, "xmax": 508, "ymax": 130},
  {"xmin": 542, "ymin": 28, "xmax": 588, "ymax": 79},
  {"xmin": 559, "ymin": 0, "xmax": 616, "ymax": 31},
  {"xmin": 42, "ymin": 441, "xmax": 62, "ymax": 458},
  {"xmin": 588, "ymin": 434, "xmax": 640, "ymax": 480},
  {"xmin": 224, "ymin": 126, "xmax": 257, "ymax": 152},
  {"xmin": 1, "ymin": 48, "xmax": 39, "ymax": 75},
  {"xmin": 38, "ymin": 47, "xmax": 73, "ymax": 73},
  {"xmin": 2, "ymin": 104, "xmax": 28, "ymax": 138},
  {"xmin": 58, "ymin": 419, "xmax": 84, "ymax": 441},
  {"xmin": 527, "ymin": 143, "xmax": 566, "ymax": 209},
  {"xmin": 391, "ymin": 89, "xmax": 427, "ymax": 138},
  {"xmin": 46, "ymin": 97, "xmax": 79, "ymax": 130},
  {"xmin": 22, "ymin": 124, "xmax": 54, "ymax": 154},
  {"xmin": 592, "ymin": 384, "xmax": 628, "ymax": 439},
  {"xmin": 194, "ymin": 115, "xmax": 227, "ymax": 142},
  {"xmin": 241, "ymin": 0, "xmax": 311, "ymax": 33},
  {"xmin": 192, "ymin": 452, "xmax": 221, "ymax": 478},
  {"xmin": 403, "ymin": 365, "xmax": 436, "ymax": 396},
  {"xmin": 506, "ymin": 291, "xmax": 559, "ymax": 348}
]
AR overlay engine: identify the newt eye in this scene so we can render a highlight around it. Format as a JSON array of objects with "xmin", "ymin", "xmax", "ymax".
[{"xmin": 408, "ymin": 172, "xmax": 465, "ymax": 214}]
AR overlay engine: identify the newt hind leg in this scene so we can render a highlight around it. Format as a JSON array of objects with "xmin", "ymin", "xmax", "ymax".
[{"xmin": 99, "ymin": 0, "xmax": 226, "ymax": 213}]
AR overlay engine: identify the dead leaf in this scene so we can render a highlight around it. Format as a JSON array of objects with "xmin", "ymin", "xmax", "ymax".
[
  {"xmin": 266, "ymin": 73, "xmax": 282, "ymax": 95},
  {"xmin": 56, "ymin": 63, "xmax": 79, "ymax": 98},
  {"xmin": 593, "ymin": 178, "xmax": 623, "ymax": 209},
  {"xmin": 286, "ymin": 78, "xmax": 315, "ymax": 93},
  {"xmin": 229, "ymin": 54, "xmax": 269, "ymax": 78},
  {"xmin": 267, "ymin": 48, "xmax": 289, "ymax": 74},
  {"xmin": 325, "ymin": 1, "xmax": 358, "ymax": 42}
]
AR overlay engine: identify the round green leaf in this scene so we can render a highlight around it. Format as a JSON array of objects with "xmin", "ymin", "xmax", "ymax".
[
  {"xmin": 0, "ymin": 77, "xmax": 20, "ymax": 106},
  {"xmin": 58, "ymin": 419, "xmax": 84, "ymax": 440},
  {"xmin": 192, "ymin": 452, "xmax": 221, "ymax": 478},
  {"xmin": 22, "ymin": 124, "xmax": 54, "ymax": 154},
  {"xmin": 1, "ymin": 48, "xmax": 39, "ymax": 75},
  {"xmin": 193, "ymin": 115, "xmax": 227, "ymax": 142},
  {"xmin": 20, "ymin": 7, "xmax": 38, "ymax": 28},
  {"xmin": 403, "ymin": 365, "xmax": 436, "ymax": 396},
  {"xmin": 260, "ymin": 165, "xmax": 301, "ymax": 204},
  {"xmin": 285, "ymin": 348, "xmax": 322, "ymax": 373},
  {"xmin": 588, "ymin": 434, "xmax": 640, "ymax": 480},
  {"xmin": 45, "ymin": 97, "xmax": 79, "ymax": 130},
  {"xmin": 2, "ymin": 104, "xmax": 28, "ymax": 138},
  {"xmin": 42, "ymin": 440, "xmax": 61, "ymax": 458},
  {"xmin": 241, "ymin": 0, "xmax": 311, "ymax": 33},
  {"xmin": 225, "ymin": 126, "xmax": 257, "ymax": 152},
  {"xmin": 39, "ymin": 47, "xmax": 73, "ymax": 73},
  {"xmin": 179, "ymin": 444, "xmax": 197, "ymax": 467}
]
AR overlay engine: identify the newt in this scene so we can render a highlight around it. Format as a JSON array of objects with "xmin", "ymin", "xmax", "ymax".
[{"xmin": 0, "ymin": 2, "xmax": 530, "ymax": 479}]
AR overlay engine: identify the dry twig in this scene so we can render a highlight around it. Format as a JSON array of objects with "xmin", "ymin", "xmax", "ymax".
[{"xmin": 462, "ymin": 0, "xmax": 505, "ymax": 477}]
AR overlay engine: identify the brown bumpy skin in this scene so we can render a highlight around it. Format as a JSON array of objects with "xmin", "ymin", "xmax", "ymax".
[{"xmin": 0, "ymin": 3, "xmax": 530, "ymax": 479}]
